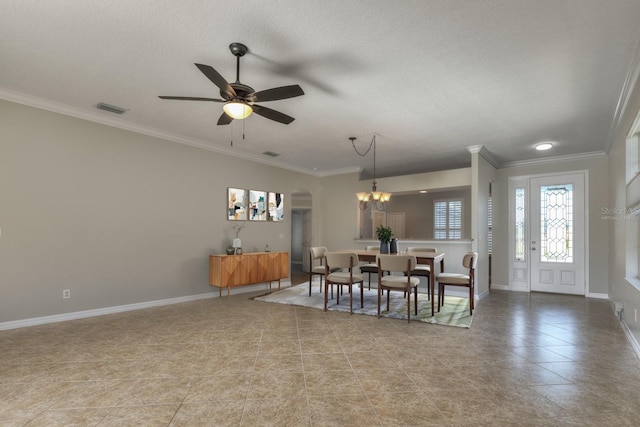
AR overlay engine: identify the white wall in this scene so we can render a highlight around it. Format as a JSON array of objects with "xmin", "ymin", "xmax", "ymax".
[
  {"xmin": 472, "ymin": 152, "xmax": 497, "ymax": 295},
  {"xmin": 0, "ymin": 100, "xmax": 320, "ymax": 323}
]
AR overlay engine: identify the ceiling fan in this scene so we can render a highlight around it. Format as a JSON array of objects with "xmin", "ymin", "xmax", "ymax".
[{"xmin": 159, "ymin": 42, "xmax": 304, "ymax": 125}]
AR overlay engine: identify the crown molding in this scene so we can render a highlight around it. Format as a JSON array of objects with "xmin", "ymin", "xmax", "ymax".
[
  {"xmin": 608, "ymin": 32, "xmax": 640, "ymax": 148},
  {"xmin": 466, "ymin": 145, "xmax": 483, "ymax": 154},
  {"xmin": 499, "ymin": 151, "xmax": 606, "ymax": 169},
  {"xmin": 467, "ymin": 145, "xmax": 500, "ymax": 168},
  {"xmin": 0, "ymin": 88, "xmax": 338, "ymax": 177}
]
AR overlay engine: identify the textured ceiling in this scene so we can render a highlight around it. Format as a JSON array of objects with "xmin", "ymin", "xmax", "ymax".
[{"xmin": 2, "ymin": 1, "xmax": 640, "ymax": 179}]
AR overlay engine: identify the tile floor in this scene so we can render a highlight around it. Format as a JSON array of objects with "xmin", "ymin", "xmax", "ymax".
[{"xmin": 1, "ymin": 284, "xmax": 639, "ymax": 426}]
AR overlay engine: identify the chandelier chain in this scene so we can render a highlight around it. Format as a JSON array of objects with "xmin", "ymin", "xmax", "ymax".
[{"xmin": 349, "ymin": 135, "xmax": 375, "ymax": 158}]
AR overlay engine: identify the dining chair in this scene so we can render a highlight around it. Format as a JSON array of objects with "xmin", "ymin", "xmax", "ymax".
[
  {"xmin": 377, "ymin": 254, "xmax": 420, "ymax": 323},
  {"xmin": 405, "ymin": 247, "xmax": 437, "ymax": 299},
  {"xmin": 359, "ymin": 245, "xmax": 380, "ymax": 290},
  {"xmin": 436, "ymin": 251, "xmax": 477, "ymax": 316},
  {"xmin": 309, "ymin": 246, "xmax": 329, "ymax": 296},
  {"xmin": 324, "ymin": 252, "xmax": 365, "ymax": 314}
]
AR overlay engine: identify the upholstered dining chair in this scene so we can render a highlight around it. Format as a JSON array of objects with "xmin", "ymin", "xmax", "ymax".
[
  {"xmin": 359, "ymin": 245, "xmax": 380, "ymax": 290},
  {"xmin": 324, "ymin": 252, "xmax": 365, "ymax": 314},
  {"xmin": 377, "ymin": 254, "xmax": 420, "ymax": 323},
  {"xmin": 309, "ymin": 246, "xmax": 329, "ymax": 296},
  {"xmin": 405, "ymin": 247, "xmax": 437, "ymax": 299},
  {"xmin": 436, "ymin": 251, "xmax": 477, "ymax": 316}
]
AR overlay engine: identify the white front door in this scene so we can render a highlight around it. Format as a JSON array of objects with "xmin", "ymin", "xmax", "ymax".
[{"xmin": 509, "ymin": 172, "xmax": 587, "ymax": 295}]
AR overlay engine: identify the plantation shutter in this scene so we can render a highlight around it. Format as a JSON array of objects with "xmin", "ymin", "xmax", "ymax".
[
  {"xmin": 434, "ymin": 201, "xmax": 447, "ymax": 239},
  {"xmin": 448, "ymin": 200, "xmax": 462, "ymax": 239},
  {"xmin": 434, "ymin": 199, "xmax": 462, "ymax": 240},
  {"xmin": 487, "ymin": 196, "xmax": 493, "ymax": 254}
]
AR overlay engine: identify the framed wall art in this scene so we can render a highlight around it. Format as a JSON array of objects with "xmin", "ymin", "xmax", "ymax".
[
  {"xmin": 249, "ymin": 190, "xmax": 267, "ymax": 221},
  {"xmin": 268, "ymin": 192, "xmax": 284, "ymax": 221},
  {"xmin": 228, "ymin": 188, "xmax": 247, "ymax": 221}
]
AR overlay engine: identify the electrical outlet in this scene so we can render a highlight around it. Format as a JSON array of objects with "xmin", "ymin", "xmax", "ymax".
[{"xmin": 63, "ymin": 289, "xmax": 71, "ymax": 299}]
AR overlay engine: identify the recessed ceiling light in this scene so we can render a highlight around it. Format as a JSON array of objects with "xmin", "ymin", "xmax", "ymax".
[
  {"xmin": 419, "ymin": 190, "xmax": 428, "ymax": 193},
  {"xmin": 535, "ymin": 142, "xmax": 553, "ymax": 151}
]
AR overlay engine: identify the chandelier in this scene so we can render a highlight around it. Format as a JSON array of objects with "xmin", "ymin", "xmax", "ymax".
[{"xmin": 350, "ymin": 134, "xmax": 391, "ymax": 210}]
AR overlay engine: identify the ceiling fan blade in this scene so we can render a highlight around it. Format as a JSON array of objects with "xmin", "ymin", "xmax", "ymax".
[
  {"xmin": 252, "ymin": 104, "xmax": 295, "ymax": 124},
  {"xmin": 217, "ymin": 112, "xmax": 233, "ymax": 125},
  {"xmin": 158, "ymin": 96, "xmax": 225, "ymax": 102},
  {"xmin": 195, "ymin": 63, "xmax": 236, "ymax": 98},
  {"xmin": 249, "ymin": 85, "xmax": 304, "ymax": 102}
]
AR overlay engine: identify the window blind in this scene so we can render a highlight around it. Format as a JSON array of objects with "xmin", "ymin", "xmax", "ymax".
[{"xmin": 434, "ymin": 200, "xmax": 462, "ymax": 240}]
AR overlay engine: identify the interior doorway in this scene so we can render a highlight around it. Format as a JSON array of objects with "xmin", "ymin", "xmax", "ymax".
[{"xmin": 291, "ymin": 190, "xmax": 312, "ymax": 275}]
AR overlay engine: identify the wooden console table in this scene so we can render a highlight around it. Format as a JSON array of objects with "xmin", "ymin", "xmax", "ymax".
[{"xmin": 209, "ymin": 252, "xmax": 289, "ymax": 298}]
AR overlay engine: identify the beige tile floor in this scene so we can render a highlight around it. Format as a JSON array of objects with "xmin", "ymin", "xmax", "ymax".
[{"xmin": 1, "ymin": 283, "xmax": 639, "ymax": 426}]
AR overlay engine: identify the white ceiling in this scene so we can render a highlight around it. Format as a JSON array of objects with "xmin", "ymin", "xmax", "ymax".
[{"xmin": 2, "ymin": 1, "xmax": 640, "ymax": 179}]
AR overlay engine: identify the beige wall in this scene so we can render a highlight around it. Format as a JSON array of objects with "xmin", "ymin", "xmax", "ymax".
[
  {"xmin": 0, "ymin": 103, "xmax": 478, "ymax": 325},
  {"xmin": 0, "ymin": 100, "xmax": 319, "ymax": 322},
  {"xmin": 608, "ymin": 78, "xmax": 640, "ymax": 345}
]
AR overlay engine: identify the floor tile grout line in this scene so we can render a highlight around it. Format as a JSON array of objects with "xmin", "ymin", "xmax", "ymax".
[{"xmin": 294, "ymin": 304, "xmax": 314, "ymax": 426}]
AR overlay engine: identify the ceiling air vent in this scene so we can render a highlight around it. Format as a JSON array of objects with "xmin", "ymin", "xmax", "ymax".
[
  {"xmin": 95, "ymin": 102, "xmax": 128, "ymax": 115},
  {"xmin": 262, "ymin": 151, "xmax": 280, "ymax": 157}
]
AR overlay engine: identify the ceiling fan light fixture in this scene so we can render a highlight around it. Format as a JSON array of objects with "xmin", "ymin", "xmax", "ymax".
[{"xmin": 223, "ymin": 101, "xmax": 253, "ymax": 119}]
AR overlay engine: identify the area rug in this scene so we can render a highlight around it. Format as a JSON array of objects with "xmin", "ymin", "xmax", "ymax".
[{"xmin": 254, "ymin": 282, "xmax": 473, "ymax": 328}]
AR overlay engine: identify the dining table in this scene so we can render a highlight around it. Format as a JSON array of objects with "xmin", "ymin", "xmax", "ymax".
[{"xmin": 350, "ymin": 249, "xmax": 445, "ymax": 316}]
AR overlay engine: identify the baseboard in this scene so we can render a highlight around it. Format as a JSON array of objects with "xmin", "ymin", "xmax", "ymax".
[
  {"xmin": 477, "ymin": 289, "xmax": 490, "ymax": 300},
  {"xmin": 587, "ymin": 292, "xmax": 609, "ymax": 299},
  {"xmin": 0, "ymin": 281, "xmax": 291, "ymax": 331},
  {"xmin": 490, "ymin": 284, "xmax": 510, "ymax": 291},
  {"xmin": 620, "ymin": 318, "xmax": 640, "ymax": 360}
]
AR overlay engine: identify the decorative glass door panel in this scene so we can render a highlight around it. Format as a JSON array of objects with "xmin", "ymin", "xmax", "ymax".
[
  {"xmin": 539, "ymin": 184, "xmax": 573, "ymax": 263},
  {"xmin": 530, "ymin": 175, "xmax": 585, "ymax": 295}
]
